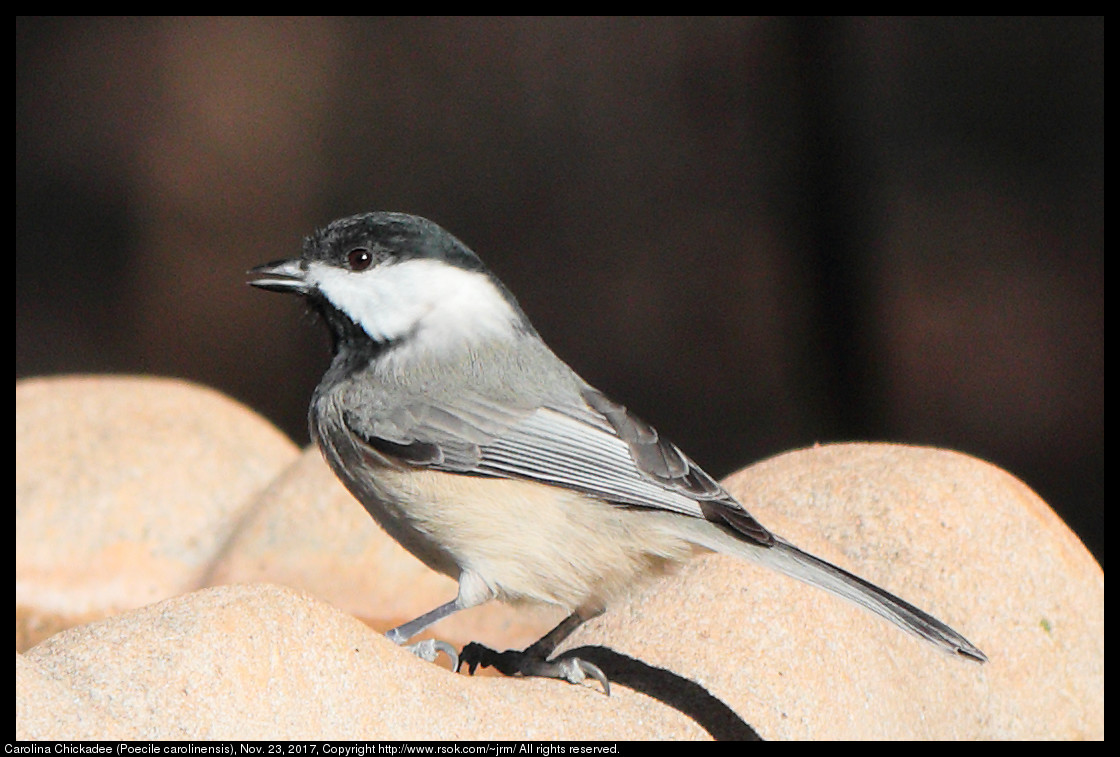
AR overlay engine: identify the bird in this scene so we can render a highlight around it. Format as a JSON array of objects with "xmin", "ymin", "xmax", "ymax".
[{"xmin": 248, "ymin": 211, "xmax": 987, "ymax": 693}]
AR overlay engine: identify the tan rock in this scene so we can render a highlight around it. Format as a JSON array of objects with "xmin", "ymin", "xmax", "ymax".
[
  {"xmin": 17, "ymin": 652, "xmax": 131, "ymax": 739},
  {"xmin": 17, "ymin": 583, "xmax": 705, "ymax": 740},
  {"xmin": 554, "ymin": 444, "xmax": 1103, "ymax": 740},
  {"xmin": 15, "ymin": 375, "xmax": 300, "ymax": 649},
  {"xmin": 15, "ymin": 377, "xmax": 1103, "ymax": 739}
]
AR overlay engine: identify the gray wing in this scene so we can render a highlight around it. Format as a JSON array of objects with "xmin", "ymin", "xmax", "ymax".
[{"xmin": 342, "ymin": 381, "xmax": 773, "ymax": 547}]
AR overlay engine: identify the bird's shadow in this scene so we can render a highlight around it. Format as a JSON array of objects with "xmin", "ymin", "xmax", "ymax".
[{"xmin": 554, "ymin": 645, "xmax": 761, "ymax": 741}]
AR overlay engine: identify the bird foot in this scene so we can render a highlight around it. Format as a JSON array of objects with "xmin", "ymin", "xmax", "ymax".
[
  {"xmin": 405, "ymin": 638, "xmax": 459, "ymax": 670},
  {"xmin": 458, "ymin": 642, "xmax": 610, "ymax": 695}
]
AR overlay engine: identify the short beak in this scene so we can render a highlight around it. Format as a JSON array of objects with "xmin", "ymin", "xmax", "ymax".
[{"xmin": 248, "ymin": 259, "xmax": 310, "ymax": 293}]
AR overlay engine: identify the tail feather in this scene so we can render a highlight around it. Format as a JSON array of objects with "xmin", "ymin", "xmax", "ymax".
[
  {"xmin": 759, "ymin": 538, "xmax": 987, "ymax": 662},
  {"xmin": 678, "ymin": 518, "xmax": 987, "ymax": 662}
]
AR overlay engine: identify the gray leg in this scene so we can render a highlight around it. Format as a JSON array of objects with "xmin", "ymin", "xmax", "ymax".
[
  {"xmin": 384, "ymin": 598, "xmax": 463, "ymax": 669},
  {"xmin": 384, "ymin": 572, "xmax": 497, "ymax": 670},
  {"xmin": 385, "ymin": 598, "xmax": 462, "ymax": 645}
]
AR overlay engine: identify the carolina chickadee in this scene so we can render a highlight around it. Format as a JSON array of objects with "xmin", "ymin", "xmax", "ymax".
[{"xmin": 249, "ymin": 212, "xmax": 986, "ymax": 693}]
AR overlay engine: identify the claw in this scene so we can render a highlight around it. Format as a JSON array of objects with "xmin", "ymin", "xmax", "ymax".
[
  {"xmin": 435, "ymin": 641, "xmax": 460, "ymax": 671},
  {"xmin": 406, "ymin": 639, "xmax": 459, "ymax": 670},
  {"xmin": 557, "ymin": 658, "xmax": 611, "ymax": 696},
  {"xmin": 580, "ymin": 660, "xmax": 611, "ymax": 696}
]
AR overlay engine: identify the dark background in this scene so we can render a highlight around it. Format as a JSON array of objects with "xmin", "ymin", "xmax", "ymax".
[{"xmin": 16, "ymin": 17, "xmax": 1103, "ymax": 564}]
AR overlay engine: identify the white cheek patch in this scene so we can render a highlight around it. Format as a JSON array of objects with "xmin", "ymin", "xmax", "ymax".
[{"xmin": 309, "ymin": 258, "xmax": 520, "ymax": 348}]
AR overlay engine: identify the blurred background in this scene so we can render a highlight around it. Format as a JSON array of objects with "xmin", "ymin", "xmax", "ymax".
[{"xmin": 16, "ymin": 17, "xmax": 1102, "ymax": 564}]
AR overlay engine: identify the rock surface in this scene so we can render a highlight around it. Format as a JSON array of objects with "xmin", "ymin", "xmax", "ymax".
[{"xmin": 15, "ymin": 376, "xmax": 1104, "ymax": 740}]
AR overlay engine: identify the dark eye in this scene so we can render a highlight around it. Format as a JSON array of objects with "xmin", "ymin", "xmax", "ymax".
[{"xmin": 347, "ymin": 247, "xmax": 373, "ymax": 271}]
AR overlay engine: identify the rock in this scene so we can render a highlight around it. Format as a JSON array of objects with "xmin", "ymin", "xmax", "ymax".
[
  {"xmin": 556, "ymin": 444, "xmax": 1103, "ymax": 739},
  {"xmin": 15, "ymin": 377, "xmax": 1103, "ymax": 739},
  {"xmin": 16, "ymin": 375, "xmax": 300, "ymax": 649},
  {"xmin": 17, "ymin": 584, "xmax": 704, "ymax": 740}
]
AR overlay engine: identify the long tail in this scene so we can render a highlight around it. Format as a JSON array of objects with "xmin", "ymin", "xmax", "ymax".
[
  {"xmin": 758, "ymin": 538, "xmax": 987, "ymax": 661},
  {"xmin": 681, "ymin": 520, "xmax": 987, "ymax": 662}
]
